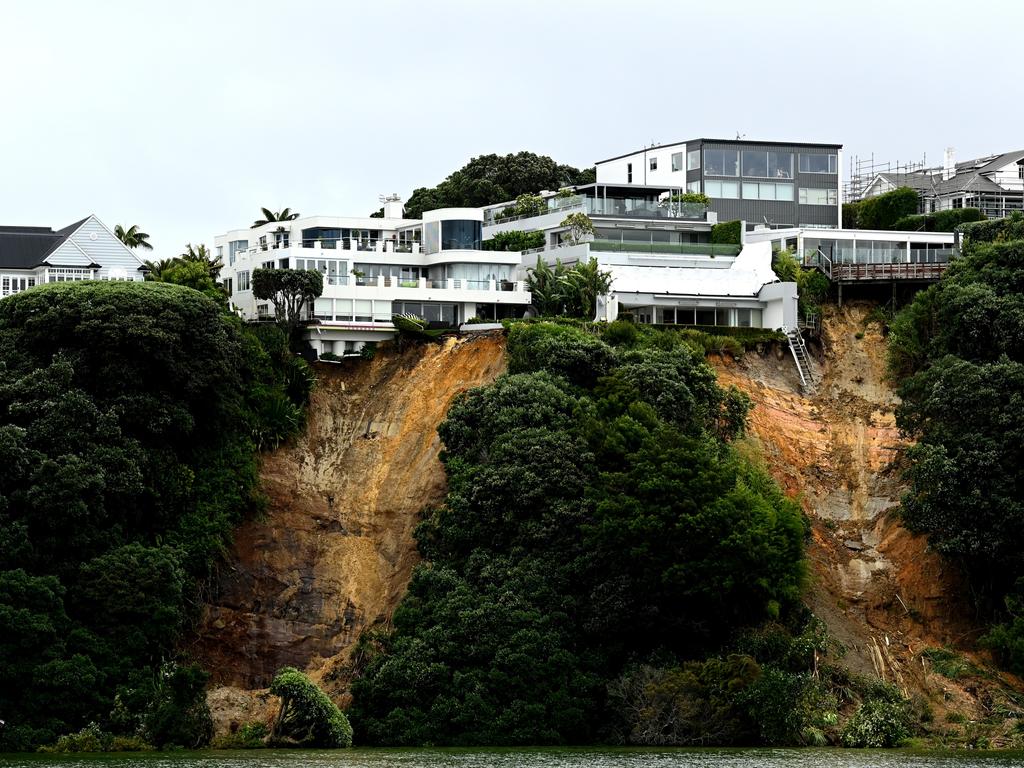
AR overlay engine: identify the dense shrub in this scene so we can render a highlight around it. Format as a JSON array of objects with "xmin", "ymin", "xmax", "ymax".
[
  {"xmin": 845, "ymin": 187, "xmax": 919, "ymax": 230},
  {"xmin": 269, "ymin": 667, "xmax": 353, "ymax": 748},
  {"xmin": 506, "ymin": 322, "xmax": 616, "ymax": 388},
  {"xmin": 841, "ymin": 699, "xmax": 911, "ymax": 748},
  {"xmin": 483, "ymin": 230, "xmax": 546, "ymax": 251},
  {"xmin": 0, "ymin": 282, "xmax": 305, "ymax": 750},
  {"xmin": 889, "ymin": 211, "xmax": 1024, "ymax": 672},
  {"xmin": 711, "ymin": 220, "xmax": 742, "ymax": 244},
  {"xmin": 892, "ymin": 208, "xmax": 984, "ymax": 232},
  {"xmin": 350, "ymin": 319, "xmax": 807, "ymax": 745},
  {"xmin": 601, "ymin": 319, "xmax": 638, "ymax": 347}
]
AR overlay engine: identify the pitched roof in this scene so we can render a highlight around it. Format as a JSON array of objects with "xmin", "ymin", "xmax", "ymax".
[{"xmin": 0, "ymin": 218, "xmax": 89, "ymax": 269}]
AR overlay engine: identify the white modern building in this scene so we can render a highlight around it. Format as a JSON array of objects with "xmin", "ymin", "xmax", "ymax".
[
  {"xmin": 215, "ymin": 198, "xmax": 531, "ymax": 356},
  {"xmin": 482, "ymin": 188, "xmax": 799, "ymax": 331},
  {"xmin": 0, "ymin": 215, "xmax": 149, "ymax": 298}
]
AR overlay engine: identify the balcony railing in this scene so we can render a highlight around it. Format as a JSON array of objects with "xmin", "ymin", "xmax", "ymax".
[
  {"xmin": 585, "ymin": 198, "xmax": 709, "ymax": 221},
  {"xmin": 244, "ymin": 238, "xmax": 422, "ymax": 257},
  {"xmin": 485, "ymin": 195, "xmax": 586, "ymax": 226},
  {"xmin": 590, "ymin": 239, "xmax": 741, "ymax": 257},
  {"xmin": 321, "ymin": 275, "xmax": 527, "ymax": 292}
]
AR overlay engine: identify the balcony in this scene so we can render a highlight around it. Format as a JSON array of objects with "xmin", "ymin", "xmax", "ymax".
[
  {"xmin": 320, "ymin": 275, "xmax": 527, "ymax": 294},
  {"xmin": 244, "ymin": 238, "xmax": 422, "ymax": 257},
  {"xmin": 590, "ymin": 239, "xmax": 741, "ymax": 257},
  {"xmin": 585, "ymin": 198, "xmax": 710, "ymax": 221}
]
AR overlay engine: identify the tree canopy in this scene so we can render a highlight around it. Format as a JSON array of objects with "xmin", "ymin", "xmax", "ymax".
[
  {"xmin": 888, "ymin": 212, "xmax": 1024, "ymax": 672},
  {"xmin": 403, "ymin": 152, "xmax": 595, "ymax": 218},
  {"xmin": 0, "ymin": 282, "xmax": 310, "ymax": 750},
  {"xmin": 349, "ymin": 322, "xmax": 806, "ymax": 745},
  {"xmin": 252, "ymin": 268, "xmax": 324, "ymax": 334}
]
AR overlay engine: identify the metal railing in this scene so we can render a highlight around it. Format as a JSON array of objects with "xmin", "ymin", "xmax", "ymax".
[
  {"xmin": 318, "ymin": 276, "xmax": 527, "ymax": 292},
  {"xmin": 485, "ymin": 195, "xmax": 586, "ymax": 226},
  {"xmin": 590, "ymin": 239, "xmax": 741, "ymax": 257}
]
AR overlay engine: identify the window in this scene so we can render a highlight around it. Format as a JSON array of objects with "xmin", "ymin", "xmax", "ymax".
[
  {"xmin": 228, "ymin": 240, "xmax": 247, "ymax": 266},
  {"xmin": 687, "ymin": 149, "xmax": 701, "ymax": 171},
  {"xmin": 672, "ymin": 152, "xmax": 683, "ymax": 172},
  {"xmin": 952, "ymin": 197, "xmax": 963, "ymax": 209},
  {"xmin": 216, "ymin": 245, "xmax": 224, "ymax": 259},
  {"xmin": 440, "ymin": 220, "xmax": 482, "ymax": 250},
  {"xmin": 627, "ymin": 162, "xmax": 633, "ymax": 183},
  {"xmin": 649, "ymin": 156, "xmax": 658, "ymax": 171},
  {"xmin": 46, "ymin": 268, "xmax": 91, "ymax": 283},
  {"xmin": 1019, "ymin": 163, "xmax": 1024, "ymax": 180},
  {"xmin": 742, "ymin": 150, "xmax": 793, "ymax": 179},
  {"xmin": 705, "ymin": 180, "xmax": 739, "ymax": 199},
  {"xmin": 799, "ymin": 154, "xmax": 838, "ymax": 174},
  {"xmin": 687, "ymin": 181, "xmax": 702, "ymax": 194},
  {"xmin": 237, "ymin": 270, "xmax": 250, "ymax": 291},
  {"xmin": 704, "ymin": 149, "xmax": 739, "ymax": 176},
  {"xmin": 743, "ymin": 182, "xmax": 794, "ymax": 201},
  {"xmin": 798, "ymin": 188, "xmax": 838, "ymax": 205}
]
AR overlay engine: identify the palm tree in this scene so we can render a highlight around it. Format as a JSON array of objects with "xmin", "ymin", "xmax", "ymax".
[
  {"xmin": 143, "ymin": 258, "xmax": 177, "ymax": 281},
  {"xmin": 558, "ymin": 258, "xmax": 612, "ymax": 319},
  {"xmin": 114, "ymin": 224, "xmax": 153, "ymax": 250},
  {"xmin": 180, "ymin": 243, "xmax": 224, "ymax": 280},
  {"xmin": 251, "ymin": 207, "xmax": 300, "ymax": 228}
]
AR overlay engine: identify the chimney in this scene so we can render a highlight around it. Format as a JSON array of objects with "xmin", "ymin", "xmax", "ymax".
[
  {"xmin": 381, "ymin": 193, "xmax": 404, "ymax": 219},
  {"xmin": 943, "ymin": 147, "xmax": 956, "ymax": 181}
]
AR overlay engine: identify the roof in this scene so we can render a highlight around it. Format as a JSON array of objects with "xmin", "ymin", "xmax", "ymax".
[
  {"xmin": 596, "ymin": 138, "xmax": 843, "ymax": 165},
  {"xmin": 0, "ymin": 217, "xmax": 89, "ymax": 269},
  {"xmin": 873, "ymin": 149, "xmax": 1024, "ymax": 198},
  {"xmin": 607, "ymin": 241, "xmax": 779, "ymax": 298}
]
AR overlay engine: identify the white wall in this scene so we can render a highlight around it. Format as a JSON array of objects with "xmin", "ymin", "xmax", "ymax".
[
  {"xmin": 757, "ymin": 281, "xmax": 798, "ymax": 330},
  {"xmin": 595, "ymin": 143, "xmax": 690, "ymax": 187}
]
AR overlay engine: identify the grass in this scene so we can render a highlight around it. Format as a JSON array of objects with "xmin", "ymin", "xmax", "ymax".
[{"xmin": 921, "ymin": 647, "xmax": 981, "ymax": 680}]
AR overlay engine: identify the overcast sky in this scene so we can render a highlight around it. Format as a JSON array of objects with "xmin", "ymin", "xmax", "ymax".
[{"xmin": 1, "ymin": 0, "xmax": 1019, "ymax": 260}]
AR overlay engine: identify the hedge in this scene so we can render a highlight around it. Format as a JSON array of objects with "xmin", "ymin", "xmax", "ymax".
[
  {"xmin": 891, "ymin": 208, "xmax": 984, "ymax": 232},
  {"xmin": 711, "ymin": 220, "xmax": 742, "ymax": 244}
]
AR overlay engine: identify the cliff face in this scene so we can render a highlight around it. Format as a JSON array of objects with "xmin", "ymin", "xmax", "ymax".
[
  {"xmin": 193, "ymin": 334, "xmax": 506, "ymax": 731},
  {"xmin": 716, "ymin": 303, "xmax": 1014, "ymax": 725}
]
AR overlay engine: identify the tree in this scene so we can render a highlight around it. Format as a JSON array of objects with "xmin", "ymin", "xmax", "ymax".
[
  {"xmin": 143, "ymin": 258, "xmax": 176, "ymax": 281},
  {"xmin": 269, "ymin": 667, "xmax": 352, "ymax": 747},
  {"xmin": 252, "ymin": 207, "xmax": 300, "ymax": 228},
  {"xmin": 499, "ymin": 193, "xmax": 546, "ymax": 220},
  {"xmin": 558, "ymin": 257, "xmax": 611, "ymax": 319},
  {"xmin": 114, "ymin": 224, "xmax": 153, "ymax": 251},
  {"xmin": 252, "ymin": 268, "xmax": 324, "ymax": 334},
  {"xmin": 156, "ymin": 259, "xmax": 225, "ymax": 303},
  {"xmin": 180, "ymin": 243, "xmax": 224, "ymax": 280},
  {"xmin": 403, "ymin": 152, "xmax": 595, "ymax": 218},
  {"xmin": 560, "ymin": 212, "xmax": 594, "ymax": 246}
]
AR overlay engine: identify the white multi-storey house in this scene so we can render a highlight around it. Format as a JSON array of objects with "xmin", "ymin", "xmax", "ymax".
[
  {"xmin": 0, "ymin": 215, "xmax": 149, "ymax": 298},
  {"xmin": 215, "ymin": 198, "xmax": 531, "ymax": 356}
]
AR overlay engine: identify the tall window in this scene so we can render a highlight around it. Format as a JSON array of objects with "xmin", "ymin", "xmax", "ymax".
[
  {"xmin": 627, "ymin": 162, "xmax": 633, "ymax": 183},
  {"xmin": 687, "ymin": 180, "xmax": 702, "ymax": 193},
  {"xmin": 798, "ymin": 188, "xmax": 837, "ymax": 205},
  {"xmin": 704, "ymin": 149, "xmax": 739, "ymax": 176},
  {"xmin": 228, "ymin": 240, "xmax": 247, "ymax": 266},
  {"xmin": 237, "ymin": 270, "xmax": 251, "ymax": 291},
  {"xmin": 687, "ymin": 149, "xmax": 701, "ymax": 171},
  {"xmin": 649, "ymin": 156, "xmax": 658, "ymax": 171},
  {"xmin": 799, "ymin": 154, "xmax": 838, "ymax": 174},
  {"xmin": 671, "ymin": 152, "xmax": 683, "ymax": 172}
]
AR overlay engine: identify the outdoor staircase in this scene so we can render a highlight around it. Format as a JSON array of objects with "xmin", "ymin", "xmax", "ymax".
[{"xmin": 784, "ymin": 326, "xmax": 816, "ymax": 394}]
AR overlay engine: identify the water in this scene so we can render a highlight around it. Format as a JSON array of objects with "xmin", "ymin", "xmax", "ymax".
[{"xmin": 2, "ymin": 749, "xmax": 1023, "ymax": 768}]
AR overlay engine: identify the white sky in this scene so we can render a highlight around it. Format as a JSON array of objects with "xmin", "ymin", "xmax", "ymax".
[{"xmin": 1, "ymin": 0, "xmax": 1020, "ymax": 261}]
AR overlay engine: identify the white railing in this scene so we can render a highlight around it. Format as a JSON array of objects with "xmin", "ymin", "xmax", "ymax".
[{"xmin": 321, "ymin": 276, "xmax": 526, "ymax": 292}]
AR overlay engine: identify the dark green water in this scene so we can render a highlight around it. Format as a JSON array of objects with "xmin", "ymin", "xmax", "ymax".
[{"xmin": 2, "ymin": 749, "xmax": 1023, "ymax": 768}]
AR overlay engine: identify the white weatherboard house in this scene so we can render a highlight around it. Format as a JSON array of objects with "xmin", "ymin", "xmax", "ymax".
[
  {"xmin": 0, "ymin": 215, "xmax": 149, "ymax": 298},
  {"xmin": 215, "ymin": 198, "xmax": 532, "ymax": 357}
]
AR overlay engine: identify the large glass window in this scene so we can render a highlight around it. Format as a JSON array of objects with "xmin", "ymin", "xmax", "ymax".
[
  {"xmin": 799, "ymin": 188, "xmax": 838, "ymax": 205},
  {"xmin": 237, "ymin": 270, "xmax": 250, "ymax": 291},
  {"xmin": 742, "ymin": 151, "xmax": 793, "ymax": 179},
  {"xmin": 687, "ymin": 149, "xmax": 701, "ymax": 170},
  {"xmin": 743, "ymin": 182, "xmax": 794, "ymax": 201},
  {"xmin": 440, "ymin": 220, "xmax": 481, "ymax": 250},
  {"xmin": 671, "ymin": 152, "xmax": 683, "ymax": 172},
  {"xmin": 799, "ymin": 154, "xmax": 838, "ymax": 174},
  {"xmin": 705, "ymin": 180, "xmax": 739, "ymax": 199},
  {"xmin": 228, "ymin": 239, "xmax": 247, "ymax": 266},
  {"xmin": 301, "ymin": 227, "xmax": 342, "ymax": 248},
  {"xmin": 704, "ymin": 149, "xmax": 739, "ymax": 176},
  {"xmin": 687, "ymin": 180, "xmax": 701, "ymax": 193}
]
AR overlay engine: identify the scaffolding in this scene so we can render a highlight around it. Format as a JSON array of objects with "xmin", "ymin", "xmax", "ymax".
[{"xmin": 844, "ymin": 153, "xmax": 928, "ymax": 202}]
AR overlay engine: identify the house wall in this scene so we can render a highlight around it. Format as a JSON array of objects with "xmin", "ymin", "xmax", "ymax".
[
  {"xmin": 49, "ymin": 217, "xmax": 147, "ymax": 279},
  {"xmin": 595, "ymin": 143, "xmax": 690, "ymax": 187}
]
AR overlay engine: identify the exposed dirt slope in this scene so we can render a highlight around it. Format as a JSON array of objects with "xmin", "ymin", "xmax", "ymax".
[
  {"xmin": 716, "ymin": 302, "xmax": 1021, "ymax": 737},
  {"xmin": 193, "ymin": 334, "xmax": 505, "ymax": 735}
]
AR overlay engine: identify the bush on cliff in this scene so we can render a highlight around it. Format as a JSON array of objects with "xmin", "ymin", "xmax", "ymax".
[
  {"xmin": 349, "ymin": 321, "xmax": 807, "ymax": 745},
  {"xmin": 0, "ymin": 282, "xmax": 305, "ymax": 750},
  {"xmin": 269, "ymin": 667, "xmax": 352, "ymax": 748}
]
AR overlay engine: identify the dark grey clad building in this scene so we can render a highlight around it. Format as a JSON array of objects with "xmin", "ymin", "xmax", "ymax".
[{"xmin": 595, "ymin": 138, "xmax": 842, "ymax": 229}]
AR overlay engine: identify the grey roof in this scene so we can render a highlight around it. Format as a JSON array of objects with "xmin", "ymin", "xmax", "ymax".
[
  {"xmin": 874, "ymin": 150, "xmax": 1024, "ymax": 198},
  {"xmin": 595, "ymin": 137, "xmax": 842, "ymax": 165},
  {"xmin": 0, "ymin": 217, "xmax": 88, "ymax": 269}
]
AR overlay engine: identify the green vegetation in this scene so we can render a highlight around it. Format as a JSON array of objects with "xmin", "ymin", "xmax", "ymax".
[
  {"xmin": 0, "ymin": 282, "xmax": 310, "ymax": 751},
  {"xmin": 559, "ymin": 212, "xmax": 594, "ymax": 245},
  {"xmin": 211, "ymin": 722, "xmax": 269, "ymax": 749},
  {"xmin": 482, "ymin": 230, "xmax": 546, "ymax": 252},
  {"xmin": 114, "ymin": 224, "xmax": 153, "ymax": 251},
  {"xmin": 269, "ymin": 667, "xmax": 353, "ymax": 748},
  {"xmin": 672, "ymin": 191, "xmax": 711, "ymax": 206},
  {"xmin": 711, "ymin": 219, "xmax": 742, "ymax": 244},
  {"xmin": 843, "ymin": 187, "xmax": 919, "ymax": 230},
  {"xmin": 773, "ymin": 249, "xmax": 830, "ymax": 316},
  {"xmin": 498, "ymin": 193, "xmax": 547, "ymax": 220},
  {"xmin": 404, "ymin": 153, "xmax": 594, "ymax": 219},
  {"xmin": 349, "ymin": 321, "xmax": 812, "ymax": 745},
  {"xmin": 251, "ymin": 207, "xmax": 300, "ymax": 228},
  {"xmin": 888, "ymin": 212, "xmax": 1024, "ymax": 675},
  {"xmin": 252, "ymin": 267, "xmax": 324, "ymax": 337},
  {"xmin": 525, "ymin": 257, "xmax": 612, "ymax": 319},
  {"xmin": 892, "ymin": 208, "xmax": 984, "ymax": 232}
]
